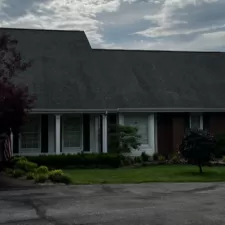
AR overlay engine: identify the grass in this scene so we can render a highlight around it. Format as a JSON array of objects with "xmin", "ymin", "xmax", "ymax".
[{"xmin": 64, "ymin": 165, "xmax": 225, "ymax": 184}]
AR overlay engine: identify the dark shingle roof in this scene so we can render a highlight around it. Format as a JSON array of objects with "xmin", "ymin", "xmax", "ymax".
[{"xmin": 1, "ymin": 27, "xmax": 225, "ymax": 111}]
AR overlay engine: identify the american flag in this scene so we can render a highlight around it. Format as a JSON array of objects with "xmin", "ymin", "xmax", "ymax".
[{"xmin": 3, "ymin": 133, "xmax": 12, "ymax": 162}]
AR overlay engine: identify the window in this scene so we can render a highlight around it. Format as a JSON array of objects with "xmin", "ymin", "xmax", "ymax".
[
  {"xmin": 190, "ymin": 114, "xmax": 203, "ymax": 129},
  {"xmin": 124, "ymin": 115, "xmax": 148, "ymax": 145},
  {"xmin": 62, "ymin": 115, "xmax": 82, "ymax": 148},
  {"xmin": 20, "ymin": 115, "xmax": 41, "ymax": 150}
]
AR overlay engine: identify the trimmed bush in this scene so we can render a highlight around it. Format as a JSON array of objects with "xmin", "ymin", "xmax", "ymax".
[
  {"xmin": 49, "ymin": 173, "xmax": 72, "ymax": 184},
  {"xmin": 48, "ymin": 170, "xmax": 63, "ymax": 180},
  {"xmin": 141, "ymin": 152, "xmax": 149, "ymax": 162},
  {"xmin": 12, "ymin": 169, "xmax": 25, "ymax": 178},
  {"xmin": 26, "ymin": 172, "xmax": 35, "ymax": 180},
  {"xmin": 34, "ymin": 173, "xmax": 49, "ymax": 183},
  {"xmin": 26, "ymin": 153, "xmax": 121, "ymax": 169},
  {"xmin": 153, "ymin": 153, "xmax": 159, "ymax": 161},
  {"xmin": 4, "ymin": 168, "xmax": 13, "ymax": 175},
  {"xmin": 15, "ymin": 160, "xmax": 38, "ymax": 172},
  {"xmin": 36, "ymin": 166, "xmax": 48, "ymax": 174},
  {"xmin": 158, "ymin": 155, "xmax": 166, "ymax": 162}
]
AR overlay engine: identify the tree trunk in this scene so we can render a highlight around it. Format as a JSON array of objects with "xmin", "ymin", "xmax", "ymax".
[{"xmin": 198, "ymin": 161, "xmax": 203, "ymax": 173}]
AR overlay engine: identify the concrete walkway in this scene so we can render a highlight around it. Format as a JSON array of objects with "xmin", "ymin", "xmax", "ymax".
[{"xmin": 0, "ymin": 181, "xmax": 225, "ymax": 224}]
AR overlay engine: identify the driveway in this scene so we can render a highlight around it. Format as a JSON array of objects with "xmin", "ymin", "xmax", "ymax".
[{"xmin": 0, "ymin": 182, "xmax": 225, "ymax": 225}]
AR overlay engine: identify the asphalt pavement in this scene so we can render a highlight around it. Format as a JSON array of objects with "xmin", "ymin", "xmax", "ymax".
[{"xmin": 0, "ymin": 178, "xmax": 225, "ymax": 225}]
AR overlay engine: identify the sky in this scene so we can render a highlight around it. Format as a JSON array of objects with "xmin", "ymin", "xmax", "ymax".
[{"xmin": 0, "ymin": 0, "xmax": 225, "ymax": 51}]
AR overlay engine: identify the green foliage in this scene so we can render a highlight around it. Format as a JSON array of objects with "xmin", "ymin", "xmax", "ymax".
[
  {"xmin": 108, "ymin": 124, "xmax": 141, "ymax": 154},
  {"xmin": 49, "ymin": 173, "xmax": 72, "ymax": 184},
  {"xmin": 223, "ymin": 156, "xmax": 225, "ymax": 162},
  {"xmin": 48, "ymin": 169, "xmax": 64, "ymax": 180},
  {"xmin": 12, "ymin": 169, "xmax": 25, "ymax": 178},
  {"xmin": 26, "ymin": 172, "xmax": 35, "ymax": 180},
  {"xmin": 141, "ymin": 152, "xmax": 149, "ymax": 162},
  {"xmin": 153, "ymin": 153, "xmax": 159, "ymax": 161},
  {"xmin": 4, "ymin": 168, "xmax": 13, "ymax": 175},
  {"xmin": 169, "ymin": 152, "xmax": 183, "ymax": 164},
  {"xmin": 158, "ymin": 155, "xmax": 166, "ymax": 162},
  {"xmin": 179, "ymin": 129, "xmax": 216, "ymax": 173},
  {"xmin": 26, "ymin": 153, "xmax": 121, "ymax": 169},
  {"xmin": 36, "ymin": 166, "xmax": 48, "ymax": 174},
  {"xmin": 34, "ymin": 173, "xmax": 49, "ymax": 183},
  {"xmin": 134, "ymin": 156, "xmax": 142, "ymax": 163},
  {"xmin": 121, "ymin": 156, "xmax": 134, "ymax": 166},
  {"xmin": 214, "ymin": 133, "xmax": 225, "ymax": 158},
  {"xmin": 15, "ymin": 159, "xmax": 38, "ymax": 172}
]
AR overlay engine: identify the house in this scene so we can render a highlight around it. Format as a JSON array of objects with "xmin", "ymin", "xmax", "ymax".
[{"xmin": 1, "ymin": 27, "xmax": 225, "ymax": 157}]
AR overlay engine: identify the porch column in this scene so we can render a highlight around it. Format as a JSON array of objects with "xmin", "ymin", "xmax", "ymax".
[
  {"xmin": 55, "ymin": 115, "xmax": 61, "ymax": 155},
  {"xmin": 10, "ymin": 131, "xmax": 13, "ymax": 156},
  {"xmin": 102, "ymin": 114, "xmax": 108, "ymax": 153}
]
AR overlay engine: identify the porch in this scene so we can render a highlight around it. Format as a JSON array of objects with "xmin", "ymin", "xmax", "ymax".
[{"xmin": 12, "ymin": 113, "xmax": 157, "ymax": 156}]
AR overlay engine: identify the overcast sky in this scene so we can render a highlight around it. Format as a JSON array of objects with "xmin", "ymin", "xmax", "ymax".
[{"xmin": 0, "ymin": 0, "xmax": 225, "ymax": 51}]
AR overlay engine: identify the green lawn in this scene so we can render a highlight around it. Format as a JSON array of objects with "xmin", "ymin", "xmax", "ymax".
[{"xmin": 64, "ymin": 165, "xmax": 225, "ymax": 184}]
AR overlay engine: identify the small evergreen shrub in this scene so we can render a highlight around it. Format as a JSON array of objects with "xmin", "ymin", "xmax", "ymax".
[
  {"xmin": 12, "ymin": 169, "xmax": 25, "ymax": 178},
  {"xmin": 34, "ymin": 173, "xmax": 49, "ymax": 183},
  {"xmin": 15, "ymin": 160, "xmax": 37, "ymax": 172},
  {"xmin": 158, "ymin": 155, "xmax": 166, "ymax": 162},
  {"xmin": 49, "ymin": 173, "xmax": 72, "ymax": 184},
  {"xmin": 36, "ymin": 166, "xmax": 48, "ymax": 174},
  {"xmin": 26, "ymin": 172, "xmax": 35, "ymax": 180},
  {"xmin": 153, "ymin": 153, "xmax": 159, "ymax": 161},
  {"xmin": 141, "ymin": 152, "xmax": 149, "ymax": 162}
]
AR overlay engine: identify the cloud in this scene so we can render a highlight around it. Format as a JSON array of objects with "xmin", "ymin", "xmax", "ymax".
[{"xmin": 0, "ymin": 0, "xmax": 224, "ymax": 51}]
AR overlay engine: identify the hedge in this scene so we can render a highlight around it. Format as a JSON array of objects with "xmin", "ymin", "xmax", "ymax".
[{"xmin": 25, "ymin": 153, "xmax": 121, "ymax": 169}]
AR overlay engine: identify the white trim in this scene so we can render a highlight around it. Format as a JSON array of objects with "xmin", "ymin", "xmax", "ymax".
[
  {"xmin": 189, "ymin": 113, "xmax": 203, "ymax": 129},
  {"xmin": 31, "ymin": 108, "xmax": 225, "ymax": 113},
  {"xmin": 10, "ymin": 132, "xmax": 13, "ymax": 156},
  {"xmin": 61, "ymin": 114, "xmax": 83, "ymax": 153},
  {"xmin": 19, "ymin": 115, "xmax": 42, "ymax": 154},
  {"xmin": 102, "ymin": 114, "xmax": 108, "ymax": 153},
  {"xmin": 55, "ymin": 115, "xmax": 61, "ymax": 155},
  {"xmin": 154, "ymin": 113, "xmax": 158, "ymax": 153},
  {"xmin": 95, "ymin": 116, "xmax": 99, "ymax": 153}
]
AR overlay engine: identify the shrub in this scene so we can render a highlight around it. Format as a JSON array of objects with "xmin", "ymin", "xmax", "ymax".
[
  {"xmin": 15, "ymin": 160, "xmax": 37, "ymax": 172},
  {"xmin": 122, "ymin": 157, "xmax": 134, "ymax": 166},
  {"xmin": 223, "ymin": 156, "xmax": 225, "ymax": 162},
  {"xmin": 141, "ymin": 152, "xmax": 149, "ymax": 162},
  {"xmin": 49, "ymin": 173, "xmax": 72, "ymax": 184},
  {"xmin": 48, "ymin": 169, "xmax": 63, "ymax": 180},
  {"xmin": 179, "ymin": 129, "xmax": 216, "ymax": 173},
  {"xmin": 153, "ymin": 153, "xmax": 159, "ymax": 161},
  {"xmin": 108, "ymin": 124, "xmax": 141, "ymax": 154},
  {"xmin": 36, "ymin": 166, "xmax": 48, "ymax": 174},
  {"xmin": 4, "ymin": 168, "xmax": 13, "ymax": 175},
  {"xmin": 158, "ymin": 155, "xmax": 166, "ymax": 162},
  {"xmin": 26, "ymin": 172, "xmax": 35, "ymax": 180},
  {"xmin": 34, "ymin": 173, "xmax": 49, "ymax": 183},
  {"xmin": 12, "ymin": 169, "xmax": 25, "ymax": 178},
  {"xmin": 134, "ymin": 156, "xmax": 142, "ymax": 163},
  {"xmin": 169, "ymin": 152, "xmax": 182, "ymax": 164},
  {"xmin": 26, "ymin": 153, "xmax": 121, "ymax": 169},
  {"xmin": 214, "ymin": 133, "xmax": 225, "ymax": 158}
]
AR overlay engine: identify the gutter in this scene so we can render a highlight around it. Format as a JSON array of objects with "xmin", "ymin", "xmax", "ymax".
[{"xmin": 30, "ymin": 108, "xmax": 225, "ymax": 114}]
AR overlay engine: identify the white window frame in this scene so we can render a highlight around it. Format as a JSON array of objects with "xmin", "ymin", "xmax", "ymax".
[
  {"xmin": 118, "ymin": 113, "xmax": 155, "ymax": 155},
  {"xmin": 189, "ymin": 113, "xmax": 203, "ymax": 130},
  {"xmin": 62, "ymin": 114, "xmax": 83, "ymax": 153},
  {"xmin": 19, "ymin": 115, "xmax": 42, "ymax": 154}
]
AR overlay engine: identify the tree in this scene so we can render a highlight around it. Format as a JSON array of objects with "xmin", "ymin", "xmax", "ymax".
[
  {"xmin": 108, "ymin": 124, "xmax": 141, "ymax": 154},
  {"xmin": 179, "ymin": 129, "xmax": 216, "ymax": 173},
  {"xmin": 0, "ymin": 33, "xmax": 35, "ymax": 139}
]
